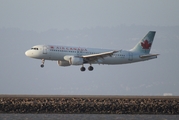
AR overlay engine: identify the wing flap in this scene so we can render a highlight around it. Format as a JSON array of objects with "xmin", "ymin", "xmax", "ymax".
[{"xmin": 82, "ymin": 50, "xmax": 118, "ymax": 61}]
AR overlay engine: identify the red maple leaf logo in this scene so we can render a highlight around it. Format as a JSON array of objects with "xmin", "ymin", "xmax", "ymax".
[
  {"xmin": 51, "ymin": 46, "xmax": 54, "ymax": 49},
  {"xmin": 141, "ymin": 40, "xmax": 151, "ymax": 49}
]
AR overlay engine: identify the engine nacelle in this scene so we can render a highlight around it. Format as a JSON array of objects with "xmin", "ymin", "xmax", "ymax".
[
  {"xmin": 57, "ymin": 61, "xmax": 70, "ymax": 66},
  {"xmin": 69, "ymin": 56, "xmax": 84, "ymax": 65}
]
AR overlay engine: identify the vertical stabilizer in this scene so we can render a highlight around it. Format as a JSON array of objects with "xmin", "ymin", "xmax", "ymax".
[{"xmin": 130, "ymin": 31, "xmax": 156, "ymax": 54}]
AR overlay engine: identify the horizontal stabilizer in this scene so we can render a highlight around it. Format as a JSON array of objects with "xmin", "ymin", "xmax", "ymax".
[{"xmin": 140, "ymin": 54, "xmax": 159, "ymax": 59}]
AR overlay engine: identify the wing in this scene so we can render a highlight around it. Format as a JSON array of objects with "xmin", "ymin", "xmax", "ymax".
[{"xmin": 82, "ymin": 50, "xmax": 118, "ymax": 62}]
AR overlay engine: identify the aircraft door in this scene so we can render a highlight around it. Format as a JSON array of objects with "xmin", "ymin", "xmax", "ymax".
[
  {"xmin": 77, "ymin": 50, "xmax": 82, "ymax": 56},
  {"xmin": 43, "ymin": 46, "xmax": 47, "ymax": 54},
  {"xmin": 128, "ymin": 52, "xmax": 133, "ymax": 61}
]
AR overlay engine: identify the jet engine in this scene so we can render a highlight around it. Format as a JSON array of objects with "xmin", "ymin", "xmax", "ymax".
[
  {"xmin": 69, "ymin": 56, "xmax": 84, "ymax": 65},
  {"xmin": 57, "ymin": 60, "xmax": 70, "ymax": 66}
]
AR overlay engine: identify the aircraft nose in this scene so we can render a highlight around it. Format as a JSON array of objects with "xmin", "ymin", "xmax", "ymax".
[{"xmin": 25, "ymin": 50, "xmax": 31, "ymax": 57}]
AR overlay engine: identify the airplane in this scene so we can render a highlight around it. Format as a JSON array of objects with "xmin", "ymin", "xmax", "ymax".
[{"xmin": 25, "ymin": 31, "xmax": 159, "ymax": 71}]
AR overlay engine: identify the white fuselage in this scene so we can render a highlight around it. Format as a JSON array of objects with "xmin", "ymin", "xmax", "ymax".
[
  {"xmin": 25, "ymin": 45, "xmax": 156, "ymax": 65},
  {"xmin": 25, "ymin": 31, "xmax": 158, "ymax": 71}
]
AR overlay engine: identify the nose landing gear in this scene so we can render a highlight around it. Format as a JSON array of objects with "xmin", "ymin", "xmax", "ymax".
[{"xmin": 40, "ymin": 59, "xmax": 45, "ymax": 68}]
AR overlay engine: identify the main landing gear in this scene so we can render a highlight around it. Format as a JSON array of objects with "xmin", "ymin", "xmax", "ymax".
[
  {"xmin": 80, "ymin": 65, "xmax": 94, "ymax": 72},
  {"xmin": 80, "ymin": 66, "xmax": 86, "ymax": 71},
  {"xmin": 39, "ymin": 59, "xmax": 94, "ymax": 71},
  {"xmin": 40, "ymin": 59, "xmax": 45, "ymax": 68}
]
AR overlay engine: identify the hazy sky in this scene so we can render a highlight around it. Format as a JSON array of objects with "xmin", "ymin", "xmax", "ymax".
[
  {"xmin": 0, "ymin": 0, "xmax": 179, "ymax": 32},
  {"xmin": 0, "ymin": 0, "xmax": 179, "ymax": 95}
]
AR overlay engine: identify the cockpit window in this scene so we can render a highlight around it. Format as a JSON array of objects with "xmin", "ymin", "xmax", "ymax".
[{"xmin": 31, "ymin": 48, "xmax": 38, "ymax": 50}]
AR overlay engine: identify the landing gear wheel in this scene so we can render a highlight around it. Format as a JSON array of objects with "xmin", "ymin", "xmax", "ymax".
[
  {"xmin": 40, "ymin": 64, "xmax": 44, "ymax": 68},
  {"xmin": 88, "ymin": 66, "xmax": 94, "ymax": 71},
  {"xmin": 80, "ymin": 66, "xmax": 86, "ymax": 71},
  {"xmin": 40, "ymin": 59, "xmax": 45, "ymax": 68}
]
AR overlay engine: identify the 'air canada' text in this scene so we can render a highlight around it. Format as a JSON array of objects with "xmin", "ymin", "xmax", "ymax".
[{"xmin": 49, "ymin": 46, "xmax": 88, "ymax": 51}]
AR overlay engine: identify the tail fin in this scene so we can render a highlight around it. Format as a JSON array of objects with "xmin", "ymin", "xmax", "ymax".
[{"xmin": 130, "ymin": 31, "xmax": 156, "ymax": 54}]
